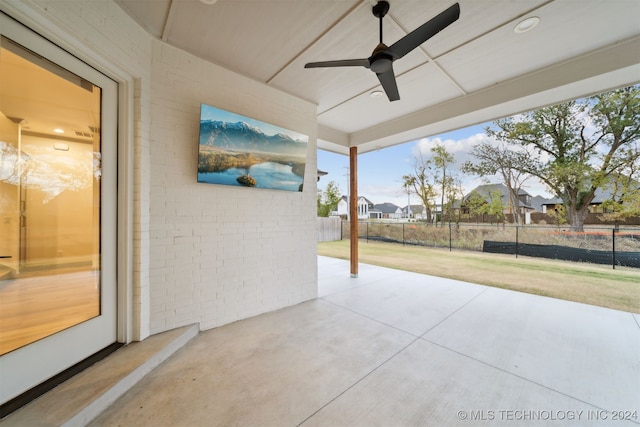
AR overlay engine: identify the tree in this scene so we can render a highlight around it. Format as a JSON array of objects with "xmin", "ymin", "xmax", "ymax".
[
  {"xmin": 317, "ymin": 181, "xmax": 341, "ymax": 217},
  {"xmin": 465, "ymin": 191, "xmax": 488, "ymax": 222},
  {"xmin": 486, "ymin": 190, "xmax": 505, "ymax": 224},
  {"xmin": 462, "ymin": 142, "xmax": 534, "ymax": 225},
  {"xmin": 486, "ymin": 85, "xmax": 640, "ymax": 231},
  {"xmin": 600, "ymin": 181, "xmax": 640, "ymax": 223},
  {"xmin": 547, "ymin": 204, "xmax": 568, "ymax": 227},
  {"xmin": 431, "ymin": 144, "xmax": 455, "ymax": 226},
  {"xmin": 402, "ymin": 153, "xmax": 437, "ymax": 222},
  {"xmin": 445, "ymin": 177, "xmax": 465, "ymax": 224},
  {"xmin": 401, "ymin": 175, "xmax": 414, "ymax": 219},
  {"xmin": 599, "ymin": 155, "xmax": 640, "ymax": 223},
  {"xmin": 464, "ymin": 189, "xmax": 504, "ymax": 224}
]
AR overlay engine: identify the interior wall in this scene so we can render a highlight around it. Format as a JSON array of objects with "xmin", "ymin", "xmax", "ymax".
[
  {"xmin": 20, "ymin": 136, "xmax": 94, "ymax": 267},
  {"xmin": 148, "ymin": 41, "xmax": 318, "ymax": 333}
]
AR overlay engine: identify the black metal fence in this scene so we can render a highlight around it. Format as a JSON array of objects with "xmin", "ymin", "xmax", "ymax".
[{"xmin": 340, "ymin": 221, "xmax": 640, "ymax": 269}]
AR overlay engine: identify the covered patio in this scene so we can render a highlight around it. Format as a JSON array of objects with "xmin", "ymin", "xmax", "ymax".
[{"xmin": 6, "ymin": 256, "xmax": 639, "ymax": 426}]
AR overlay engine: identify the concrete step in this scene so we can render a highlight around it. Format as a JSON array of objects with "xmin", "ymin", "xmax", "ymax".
[{"xmin": 1, "ymin": 324, "xmax": 199, "ymax": 427}]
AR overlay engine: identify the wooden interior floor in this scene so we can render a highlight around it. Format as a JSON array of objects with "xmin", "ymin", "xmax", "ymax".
[{"xmin": 0, "ymin": 268, "xmax": 100, "ymax": 355}]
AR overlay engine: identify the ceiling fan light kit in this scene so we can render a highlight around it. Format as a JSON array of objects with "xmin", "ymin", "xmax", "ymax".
[{"xmin": 305, "ymin": 1, "xmax": 460, "ymax": 102}]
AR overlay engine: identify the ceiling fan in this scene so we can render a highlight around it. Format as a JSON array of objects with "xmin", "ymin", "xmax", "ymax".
[{"xmin": 305, "ymin": 1, "xmax": 460, "ymax": 102}]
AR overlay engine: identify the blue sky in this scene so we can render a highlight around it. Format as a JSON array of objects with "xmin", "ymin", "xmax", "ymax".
[{"xmin": 317, "ymin": 122, "xmax": 553, "ymax": 207}]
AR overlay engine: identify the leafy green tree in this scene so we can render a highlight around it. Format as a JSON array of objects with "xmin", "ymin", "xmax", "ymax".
[
  {"xmin": 317, "ymin": 181, "xmax": 341, "ymax": 217},
  {"xmin": 486, "ymin": 190, "xmax": 505, "ymax": 223},
  {"xmin": 401, "ymin": 175, "xmax": 415, "ymax": 219},
  {"xmin": 463, "ymin": 189, "xmax": 505, "ymax": 224},
  {"xmin": 547, "ymin": 204, "xmax": 568, "ymax": 226},
  {"xmin": 445, "ymin": 177, "xmax": 465, "ymax": 224},
  {"xmin": 462, "ymin": 142, "xmax": 534, "ymax": 225},
  {"xmin": 465, "ymin": 191, "xmax": 487, "ymax": 222},
  {"xmin": 402, "ymin": 153, "xmax": 437, "ymax": 222},
  {"xmin": 431, "ymin": 144, "xmax": 455, "ymax": 226},
  {"xmin": 486, "ymin": 86, "xmax": 640, "ymax": 231},
  {"xmin": 599, "ymin": 166, "xmax": 640, "ymax": 223}
]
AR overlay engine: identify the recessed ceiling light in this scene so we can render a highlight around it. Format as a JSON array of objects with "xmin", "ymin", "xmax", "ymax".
[
  {"xmin": 199, "ymin": 0, "xmax": 218, "ymax": 4},
  {"xmin": 370, "ymin": 90, "xmax": 384, "ymax": 98},
  {"xmin": 54, "ymin": 128, "xmax": 64, "ymax": 134},
  {"xmin": 514, "ymin": 16, "xmax": 540, "ymax": 34}
]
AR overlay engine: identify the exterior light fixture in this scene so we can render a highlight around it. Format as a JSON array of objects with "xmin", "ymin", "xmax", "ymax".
[
  {"xmin": 514, "ymin": 17, "xmax": 540, "ymax": 34},
  {"xmin": 54, "ymin": 128, "xmax": 64, "ymax": 134}
]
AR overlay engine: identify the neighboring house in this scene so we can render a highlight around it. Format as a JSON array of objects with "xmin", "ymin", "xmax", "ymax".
[
  {"xmin": 372, "ymin": 203, "xmax": 403, "ymax": 219},
  {"xmin": 461, "ymin": 183, "xmax": 536, "ymax": 215},
  {"xmin": 403, "ymin": 204, "xmax": 425, "ymax": 220},
  {"xmin": 402, "ymin": 204, "xmax": 442, "ymax": 220},
  {"xmin": 335, "ymin": 195, "xmax": 375, "ymax": 219},
  {"xmin": 530, "ymin": 195, "xmax": 552, "ymax": 212},
  {"xmin": 368, "ymin": 208, "xmax": 382, "ymax": 219},
  {"xmin": 403, "ymin": 204, "xmax": 421, "ymax": 219},
  {"xmin": 333, "ymin": 196, "xmax": 348, "ymax": 217},
  {"xmin": 540, "ymin": 185, "xmax": 621, "ymax": 214}
]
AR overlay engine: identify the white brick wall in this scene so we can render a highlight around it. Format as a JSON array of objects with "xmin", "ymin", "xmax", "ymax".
[
  {"xmin": 148, "ymin": 41, "xmax": 318, "ymax": 334},
  {"xmin": 2, "ymin": 0, "xmax": 319, "ymax": 340}
]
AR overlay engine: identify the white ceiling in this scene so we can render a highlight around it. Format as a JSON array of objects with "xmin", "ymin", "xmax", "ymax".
[{"xmin": 115, "ymin": 0, "xmax": 640, "ymax": 154}]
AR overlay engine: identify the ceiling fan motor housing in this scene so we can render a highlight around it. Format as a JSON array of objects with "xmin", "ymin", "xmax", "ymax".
[
  {"xmin": 370, "ymin": 56, "xmax": 392, "ymax": 73},
  {"xmin": 370, "ymin": 43, "xmax": 393, "ymax": 73}
]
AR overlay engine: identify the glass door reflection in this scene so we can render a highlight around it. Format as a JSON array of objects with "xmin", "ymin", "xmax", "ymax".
[{"xmin": 0, "ymin": 37, "xmax": 102, "ymax": 355}]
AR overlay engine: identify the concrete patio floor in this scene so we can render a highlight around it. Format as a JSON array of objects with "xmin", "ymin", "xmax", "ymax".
[{"xmin": 4, "ymin": 256, "xmax": 640, "ymax": 426}]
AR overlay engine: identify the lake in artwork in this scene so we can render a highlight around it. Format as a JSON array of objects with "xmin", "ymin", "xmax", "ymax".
[
  {"xmin": 198, "ymin": 162, "xmax": 303, "ymax": 191},
  {"xmin": 197, "ymin": 104, "xmax": 308, "ymax": 192}
]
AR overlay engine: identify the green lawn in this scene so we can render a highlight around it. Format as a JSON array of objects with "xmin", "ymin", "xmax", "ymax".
[{"xmin": 318, "ymin": 240, "xmax": 640, "ymax": 313}]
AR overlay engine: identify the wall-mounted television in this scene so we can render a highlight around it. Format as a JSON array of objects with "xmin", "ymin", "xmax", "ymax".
[{"xmin": 197, "ymin": 104, "xmax": 308, "ymax": 192}]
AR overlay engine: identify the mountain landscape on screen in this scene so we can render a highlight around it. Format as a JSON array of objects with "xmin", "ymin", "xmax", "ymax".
[{"xmin": 199, "ymin": 120, "xmax": 307, "ymax": 157}]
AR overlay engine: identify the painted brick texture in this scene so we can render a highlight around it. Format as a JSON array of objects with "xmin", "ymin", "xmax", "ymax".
[{"xmin": 149, "ymin": 42, "xmax": 318, "ymax": 334}]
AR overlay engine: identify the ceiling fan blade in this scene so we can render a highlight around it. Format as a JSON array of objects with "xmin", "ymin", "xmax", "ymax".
[
  {"xmin": 376, "ymin": 67, "xmax": 400, "ymax": 101},
  {"xmin": 304, "ymin": 59, "xmax": 369, "ymax": 68},
  {"xmin": 386, "ymin": 3, "xmax": 460, "ymax": 60}
]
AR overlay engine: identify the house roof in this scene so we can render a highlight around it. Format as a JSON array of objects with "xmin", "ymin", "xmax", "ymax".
[
  {"xmin": 464, "ymin": 183, "xmax": 536, "ymax": 210},
  {"xmin": 530, "ymin": 195, "xmax": 551, "ymax": 212},
  {"xmin": 542, "ymin": 183, "xmax": 624, "ymax": 206},
  {"xmin": 465, "ymin": 183, "xmax": 530, "ymax": 200},
  {"xmin": 403, "ymin": 204, "xmax": 425, "ymax": 213},
  {"xmin": 340, "ymin": 195, "xmax": 375, "ymax": 206},
  {"xmin": 373, "ymin": 203, "xmax": 401, "ymax": 214}
]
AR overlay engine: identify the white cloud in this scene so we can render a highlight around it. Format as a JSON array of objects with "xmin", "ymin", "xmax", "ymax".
[
  {"xmin": 411, "ymin": 133, "xmax": 494, "ymax": 166},
  {"xmin": 360, "ymin": 183, "xmax": 408, "ymax": 206}
]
